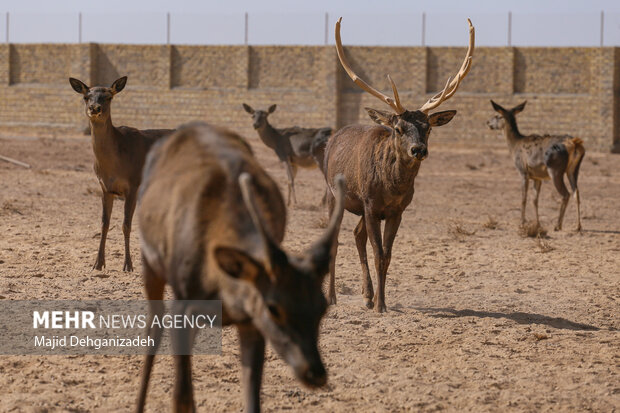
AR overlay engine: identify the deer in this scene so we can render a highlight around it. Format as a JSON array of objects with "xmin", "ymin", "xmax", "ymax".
[
  {"xmin": 135, "ymin": 121, "xmax": 346, "ymax": 413},
  {"xmin": 69, "ymin": 76, "xmax": 174, "ymax": 272},
  {"xmin": 487, "ymin": 100, "xmax": 585, "ymax": 231},
  {"xmin": 242, "ymin": 103, "xmax": 332, "ymax": 205},
  {"xmin": 320, "ymin": 18, "xmax": 474, "ymax": 313}
]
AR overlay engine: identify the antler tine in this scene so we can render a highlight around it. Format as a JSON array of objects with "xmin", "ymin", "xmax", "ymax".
[
  {"xmin": 335, "ymin": 17, "xmax": 406, "ymax": 115},
  {"xmin": 419, "ymin": 18, "xmax": 475, "ymax": 114},
  {"xmin": 387, "ymin": 75, "xmax": 405, "ymax": 114}
]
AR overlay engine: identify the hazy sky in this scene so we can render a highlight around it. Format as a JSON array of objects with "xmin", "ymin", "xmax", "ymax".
[{"xmin": 1, "ymin": 0, "xmax": 620, "ymax": 46}]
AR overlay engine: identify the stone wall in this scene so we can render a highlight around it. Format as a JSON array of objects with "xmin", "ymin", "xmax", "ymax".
[{"xmin": 0, "ymin": 43, "xmax": 618, "ymax": 151}]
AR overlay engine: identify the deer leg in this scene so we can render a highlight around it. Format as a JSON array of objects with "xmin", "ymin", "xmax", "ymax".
[
  {"xmin": 172, "ymin": 302, "xmax": 195, "ymax": 413},
  {"xmin": 550, "ymin": 170, "xmax": 570, "ymax": 231},
  {"xmin": 326, "ymin": 193, "xmax": 338, "ymax": 305},
  {"xmin": 575, "ymin": 188, "xmax": 582, "ymax": 232},
  {"xmin": 122, "ymin": 191, "xmax": 137, "ymax": 272},
  {"xmin": 136, "ymin": 257, "xmax": 166, "ymax": 413},
  {"xmin": 382, "ymin": 213, "xmax": 402, "ymax": 301},
  {"xmin": 354, "ymin": 216, "xmax": 373, "ymax": 309},
  {"xmin": 238, "ymin": 323, "xmax": 266, "ymax": 413},
  {"xmin": 94, "ymin": 191, "xmax": 114, "ymax": 270},
  {"xmin": 532, "ymin": 180, "xmax": 542, "ymax": 228},
  {"xmin": 364, "ymin": 209, "xmax": 386, "ymax": 313},
  {"xmin": 283, "ymin": 160, "xmax": 297, "ymax": 206},
  {"xmin": 520, "ymin": 177, "xmax": 529, "ymax": 225}
]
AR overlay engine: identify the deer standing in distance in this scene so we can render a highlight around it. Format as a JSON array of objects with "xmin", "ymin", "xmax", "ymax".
[
  {"xmin": 242, "ymin": 103, "xmax": 332, "ymax": 205},
  {"xmin": 320, "ymin": 17, "xmax": 474, "ymax": 312},
  {"xmin": 69, "ymin": 76, "xmax": 174, "ymax": 272},
  {"xmin": 487, "ymin": 100, "xmax": 585, "ymax": 231},
  {"xmin": 136, "ymin": 122, "xmax": 346, "ymax": 413}
]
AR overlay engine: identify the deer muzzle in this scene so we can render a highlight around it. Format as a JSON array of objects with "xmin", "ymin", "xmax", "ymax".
[
  {"xmin": 410, "ymin": 144, "xmax": 428, "ymax": 160},
  {"xmin": 299, "ymin": 360, "xmax": 327, "ymax": 388},
  {"xmin": 88, "ymin": 105, "xmax": 102, "ymax": 117}
]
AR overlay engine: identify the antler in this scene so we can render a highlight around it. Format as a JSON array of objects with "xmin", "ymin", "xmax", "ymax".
[
  {"xmin": 419, "ymin": 19, "xmax": 475, "ymax": 114},
  {"xmin": 335, "ymin": 17, "xmax": 406, "ymax": 115}
]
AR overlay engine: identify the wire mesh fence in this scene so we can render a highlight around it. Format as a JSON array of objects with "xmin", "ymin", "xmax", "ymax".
[{"xmin": 1, "ymin": 11, "xmax": 620, "ymax": 46}]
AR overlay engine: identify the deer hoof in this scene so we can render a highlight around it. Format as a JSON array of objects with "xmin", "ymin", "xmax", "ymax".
[
  {"xmin": 554, "ymin": 225, "xmax": 561, "ymax": 231},
  {"xmin": 328, "ymin": 294, "xmax": 337, "ymax": 305},
  {"xmin": 93, "ymin": 260, "xmax": 105, "ymax": 271},
  {"xmin": 123, "ymin": 261, "xmax": 134, "ymax": 272},
  {"xmin": 364, "ymin": 298, "xmax": 373, "ymax": 309},
  {"xmin": 374, "ymin": 303, "xmax": 387, "ymax": 313}
]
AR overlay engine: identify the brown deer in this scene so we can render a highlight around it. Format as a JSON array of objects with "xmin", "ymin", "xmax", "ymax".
[
  {"xmin": 487, "ymin": 100, "xmax": 585, "ymax": 231},
  {"xmin": 242, "ymin": 103, "xmax": 332, "ymax": 205},
  {"xmin": 136, "ymin": 122, "xmax": 345, "ymax": 413},
  {"xmin": 69, "ymin": 76, "xmax": 173, "ymax": 272},
  {"xmin": 321, "ymin": 18, "xmax": 474, "ymax": 312}
]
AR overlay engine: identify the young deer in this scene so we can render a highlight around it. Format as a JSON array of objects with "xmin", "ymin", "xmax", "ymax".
[
  {"xmin": 242, "ymin": 103, "xmax": 332, "ymax": 205},
  {"xmin": 69, "ymin": 76, "xmax": 173, "ymax": 272},
  {"xmin": 321, "ymin": 18, "xmax": 474, "ymax": 312},
  {"xmin": 136, "ymin": 122, "xmax": 345, "ymax": 413},
  {"xmin": 487, "ymin": 101, "xmax": 585, "ymax": 231}
]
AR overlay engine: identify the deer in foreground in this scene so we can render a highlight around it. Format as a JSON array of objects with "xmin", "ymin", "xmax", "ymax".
[
  {"xmin": 69, "ymin": 76, "xmax": 173, "ymax": 272},
  {"xmin": 320, "ymin": 18, "xmax": 474, "ymax": 313},
  {"xmin": 242, "ymin": 103, "xmax": 332, "ymax": 205},
  {"xmin": 487, "ymin": 100, "xmax": 585, "ymax": 231},
  {"xmin": 136, "ymin": 122, "xmax": 345, "ymax": 413}
]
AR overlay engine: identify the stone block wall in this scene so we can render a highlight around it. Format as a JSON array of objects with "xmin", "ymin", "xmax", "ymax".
[{"xmin": 0, "ymin": 43, "xmax": 617, "ymax": 151}]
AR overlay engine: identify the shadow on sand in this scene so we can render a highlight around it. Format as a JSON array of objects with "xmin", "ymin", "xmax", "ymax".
[{"xmin": 415, "ymin": 307, "xmax": 600, "ymax": 331}]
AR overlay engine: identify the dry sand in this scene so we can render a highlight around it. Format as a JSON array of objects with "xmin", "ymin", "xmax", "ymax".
[{"xmin": 0, "ymin": 134, "xmax": 618, "ymax": 412}]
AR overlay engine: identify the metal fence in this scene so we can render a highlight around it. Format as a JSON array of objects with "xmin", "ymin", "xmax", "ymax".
[{"xmin": 2, "ymin": 11, "xmax": 620, "ymax": 46}]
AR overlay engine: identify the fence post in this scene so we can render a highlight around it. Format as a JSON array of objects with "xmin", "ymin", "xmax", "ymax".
[
  {"xmin": 600, "ymin": 10, "xmax": 604, "ymax": 47},
  {"xmin": 244, "ymin": 12, "xmax": 248, "ymax": 45},
  {"xmin": 324, "ymin": 12, "xmax": 328, "ymax": 45},
  {"xmin": 421, "ymin": 12, "xmax": 426, "ymax": 46},
  {"xmin": 508, "ymin": 11, "xmax": 512, "ymax": 47}
]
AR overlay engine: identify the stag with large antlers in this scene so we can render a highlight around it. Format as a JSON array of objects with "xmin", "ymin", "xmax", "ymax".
[
  {"xmin": 321, "ymin": 18, "xmax": 474, "ymax": 312},
  {"xmin": 136, "ymin": 122, "xmax": 345, "ymax": 412},
  {"xmin": 69, "ymin": 76, "xmax": 173, "ymax": 272}
]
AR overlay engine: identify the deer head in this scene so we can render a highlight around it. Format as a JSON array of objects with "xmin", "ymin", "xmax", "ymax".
[
  {"xmin": 69, "ymin": 76, "xmax": 127, "ymax": 121},
  {"xmin": 242, "ymin": 103, "xmax": 277, "ymax": 130},
  {"xmin": 487, "ymin": 100, "xmax": 527, "ymax": 131},
  {"xmin": 335, "ymin": 18, "xmax": 474, "ymax": 161},
  {"xmin": 214, "ymin": 173, "xmax": 346, "ymax": 387}
]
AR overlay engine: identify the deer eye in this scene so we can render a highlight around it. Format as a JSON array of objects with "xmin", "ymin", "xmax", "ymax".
[
  {"xmin": 394, "ymin": 126, "xmax": 404, "ymax": 135},
  {"xmin": 266, "ymin": 303, "xmax": 285, "ymax": 323}
]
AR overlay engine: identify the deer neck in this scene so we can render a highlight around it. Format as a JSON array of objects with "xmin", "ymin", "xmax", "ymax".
[
  {"xmin": 255, "ymin": 122, "xmax": 280, "ymax": 150},
  {"xmin": 503, "ymin": 116, "xmax": 523, "ymax": 151},
  {"xmin": 89, "ymin": 115, "xmax": 117, "ymax": 157},
  {"xmin": 379, "ymin": 133, "xmax": 421, "ymax": 192}
]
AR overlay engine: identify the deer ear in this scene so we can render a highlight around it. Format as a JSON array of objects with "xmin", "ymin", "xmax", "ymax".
[
  {"xmin": 69, "ymin": 78, "xmax": 89, "ymax": 95},
  {"xmin": 214, "ymin": 247, "xmax": 265, "ymax": 284},
  {"xmin": 429, "ymin": 110, "xmax": 456, "ymax": 127},
  {"xmin": 110, "ymin": 76, "xmax": 127, "ymax": 95},
  {"xmin": 365, "ymin": 108, "xmax": 395, "ymax": 127},
  {"xmin": 512, "ymin": 101, "xmax": 527, "ymax": 115},
  {"xmin": 268, "ymin": 104, "xmax": 277, "ymax": 114},
  {"xmin": 242, "ymin": 103, "xmax": 254, "ymax": 114},
  {"xmin": 490, "ymin": 100, "xmax": 506, "ymax": 115}
]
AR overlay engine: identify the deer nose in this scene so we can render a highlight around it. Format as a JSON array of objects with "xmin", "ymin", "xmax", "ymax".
[
  {"xmin": 89, "ymin": 105, "xmax": 101, "ymax": 114},
  {"xmin": 303, "ymin": 363, "xmax": 327, "ymax": 387},
  {"xmin": 410, "ymin": 145, "xmax": 428, "ymax": 160}
]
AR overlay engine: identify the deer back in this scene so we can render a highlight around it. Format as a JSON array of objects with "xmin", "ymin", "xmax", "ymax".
[{"xmin": 138, "ymin": 122, "xmax": 286, "ymax": 300}]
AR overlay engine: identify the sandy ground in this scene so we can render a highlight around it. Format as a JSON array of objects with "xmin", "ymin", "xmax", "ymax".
[{"xmin": 0, "ymin": 133, "xmax": 618, "ymax": 413}]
